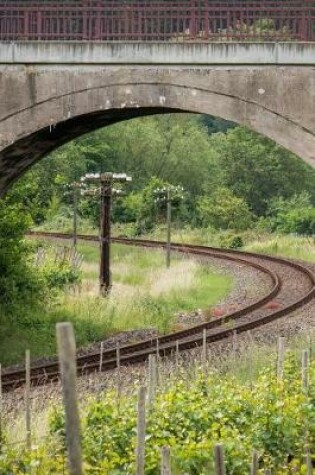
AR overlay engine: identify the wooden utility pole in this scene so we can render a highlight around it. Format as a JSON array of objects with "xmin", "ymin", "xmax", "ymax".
[
  {"xmin": 73, "ymin": 183, "xmax": 79, "ymax": 248},
  {"xmin": 100, "ymin": 173, "xmax": 112, "ymax": 296},
  {"xmin": 154, "ymin": 185, "xmax": 184, "ymax": 269},
  {"xmin": 166, "ymin": 188, "xmax": 171, "ymax": 269},
  {"xmin": 81, "ymin": 172, "xmax": 132, "ymax": 296}
]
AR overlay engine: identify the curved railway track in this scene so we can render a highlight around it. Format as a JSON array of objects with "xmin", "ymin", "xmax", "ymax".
[{"xmin": 2, "ymin": 231, "xmax": 315, "ymax": 392}]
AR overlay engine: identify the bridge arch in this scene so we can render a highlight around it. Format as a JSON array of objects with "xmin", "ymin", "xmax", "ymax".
[{"xmin": 0, "ymin": 65, "xmax": 314, "ymax": 196}]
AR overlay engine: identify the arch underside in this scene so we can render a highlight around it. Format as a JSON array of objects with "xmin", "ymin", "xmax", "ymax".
[{"xmin": 0, "ymin": 79, "xmax": 314, "ymax": 196}]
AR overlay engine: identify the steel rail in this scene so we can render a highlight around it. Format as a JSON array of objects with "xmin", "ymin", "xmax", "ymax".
[{"xmin": 2, "ymin": 231, "xmax": 314, "ymax": 391}]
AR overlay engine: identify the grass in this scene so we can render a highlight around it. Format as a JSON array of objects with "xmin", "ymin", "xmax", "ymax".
[
  {"xmin": 0, "ymin": 241, "xmax": 232, "ymax": 366},
  {"xmin": 61, "ymin": 242, "xmax": 232, "ymax": 336},
  {"xmin": 35, "ymin": 218, "xmax": 315, "ymax": 263},
  {"xmin": 138, "ymin": 226, "xmax": 315, "ymax": 263},
  {"xmin": 5, "ymin": 226, "xmax": 311, "ymax": 366},
  {"xmin": 244, "ymin": 234, "xmax": 315, "ymax": 262}
]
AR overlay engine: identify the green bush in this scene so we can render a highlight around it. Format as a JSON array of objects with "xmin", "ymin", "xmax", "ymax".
[
  {"xmin": 45, "ymin": 356, "xmax": 314, "ymax": 474},
  {"xmin": 42, "ymin": 262, "xmax": 81, "ymax": 289},
  {"xmin": 197, "ymin": 188, "xmax": 254, "ymax": 231},
  {"xmin": 264, "ymin": 193, "xmax": 315, "ymax": 236},
  {"xmin": 0, "ymin": 428, "xmax": 6, "ymax": 455},
  {"xmin": 1, "ymin": 352, "xmax": 314, "ymax": 474},
  {"xmin": 0, "ymin": 201, "xmax": 45, "ymax": 312},
  {"xmin": 277, "ymin": 207, "xmax": 315, "ymax": 235},
  {"xmin": 220, "ymin": 233, "xmax": 244, "ymax": 249}
]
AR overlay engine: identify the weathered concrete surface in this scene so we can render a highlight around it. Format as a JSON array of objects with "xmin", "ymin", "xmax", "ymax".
[
  {"xmin": 1, "ymin": 42, "xmax": 314, "ymax": 65},
  {"xmin": 0, "ymin": 42, "xmax": 314, "ymax": 195}
]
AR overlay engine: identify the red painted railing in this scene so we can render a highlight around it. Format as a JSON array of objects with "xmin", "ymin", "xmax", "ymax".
[{"xmin": 0, "ymin": 1, "xmax": 313, "ymax": 42}]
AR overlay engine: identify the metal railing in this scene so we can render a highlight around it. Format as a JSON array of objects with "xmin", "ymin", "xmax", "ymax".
[{"xmin": 0, "ymin": 1, "xmax": 313, "ymax": 42}]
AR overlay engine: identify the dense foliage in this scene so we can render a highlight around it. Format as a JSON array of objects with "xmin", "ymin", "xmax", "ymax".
[
  {"xmin": 9, "ymin": 115, "xmax": 314, "ymax": 236},
  {"xmin": 197, "ymin": 187, "xmax": 254, "ymax": 230},
  {"xmin": 261, "ymin": 193, "xmax": 315, "ymax": 236},
  {"xmin": 0, "ymin": 197, "xmax": 81, "ymax": 314},
  {"xmin": 1, "ymin": 354, "xmax": 314, "ymax": 474},
  {"xmin": 0, "ymin": 197, "xmax": 82, "ymax": 364},
  {"xmin": 0, "ymin": 199, "xmax": 41, "ymax": 312}
]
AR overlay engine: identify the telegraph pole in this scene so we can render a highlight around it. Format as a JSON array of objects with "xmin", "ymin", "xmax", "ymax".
[
  {"xmin": 81, "ymin": 172, "xmax": 132, "ymax": 296},
  {"xmin": 72, "ymin": 183, "xmax": 80, "ymax": 248},
  {"xmin": 166, "ymin": 188, "xmax": 172, "ymax": 269},
  {"xmin": 154, "ymin": 185, "xmax": 184, "ymax": 269},
  {"xmin": 61, "ymin": 181, "xmax": 82, "ymax": 248},
  {"xmin": 99, "ymin": 173, "xmax": 112, "ymax": 296}
]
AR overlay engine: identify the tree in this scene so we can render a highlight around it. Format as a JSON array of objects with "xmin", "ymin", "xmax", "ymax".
[
  {"xmin": 199, "ymin": 114, "xmax": 235, "ymax": 135},
  {"xmin": 207, "ymin": 128, "xmax": 315, "ymax": 216},
  {"xmin": 0, "ymin": 199, "xmax": 41, "ymax": 311},
  {"xmin": 197, "ymin": 187, "xmax": 254, "ymax": 230},
  {"xmin": 9, "ymin": 116, "xmax": 315, "ymax": 234},
  {"xmin": 264, "ymin": 193, "xmax": 315, "ymax": 235},
  {"xmin": 135, "ymin": 177, "xmax": 169, "ymax": 233}
]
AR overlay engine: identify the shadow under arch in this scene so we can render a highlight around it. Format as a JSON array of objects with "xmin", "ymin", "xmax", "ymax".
[{"xmin": 0, "ymin": 81, "xmax": 314, "ymax": 196}]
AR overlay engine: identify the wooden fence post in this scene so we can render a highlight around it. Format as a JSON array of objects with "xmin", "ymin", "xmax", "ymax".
[
  {"xmin": 99, "ymin": 341, "xmax": 104, "ymax": 373},
  {"xmin": 202, "ymin": 328, "xmax": 207, "ymax": 370},
  {"xmin": 214, "ymin": 443, "xmax": 226, "ymax": 475},
  {"xmin": 301, "ymin": 349, "xmax": 312, "ymax": 474},
  {"xmin": 250, "ymin": 450, "xmax": 259, "ymax": 475},
  {"xmin": 306, "ymin": 453, "xmax": 313, "ymax": 475},
  {"xmin": 0, "ymin": 364, "xmax": 2, "ymax": 442},
  {"xmin": 56, "ymin": 322, "xmax": 83, "ymax": 475},
  {"xmin": 25, "ymin": 349, "xmax": 31, "ymax": 450},
  {"xmin": 247, "ymin": 331, "xmax": 254, "ymax": 389},
  {"xmin": 116, "ymin": 341, "xmax": 122, "ymax": 406},
  {"xmin": 116, "ymin": 342, "xmax": 121, "ymax": 370},
  {"xmin": 161, "ymin": 445, "xmax": 171, "ymax": 475},
  {"xmin": 277, "ymin": 337, "xmax": 285, "ymax": 381},
  {"xmin": 232, "ymin": 331, "xmax": 238, "ymax": 374},
  {"xmin": 136, "ymin": 386, "xmax": 146, "ymax": 475},
  {"xmin": 148, "ymin": 354, "xmax": 157, "ymax": 407},
  {"xmin": 302, "ymin": 349, "xmax": 309, "ymax": 391},
  {"xmin": 175, "ymin": 340, "xmax": 179, "ymax": 369}
]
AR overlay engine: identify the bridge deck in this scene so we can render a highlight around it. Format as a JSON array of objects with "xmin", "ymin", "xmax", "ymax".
[{"xmin": 0, "ymin": 41, "xmax": 314, "ymax": 65}]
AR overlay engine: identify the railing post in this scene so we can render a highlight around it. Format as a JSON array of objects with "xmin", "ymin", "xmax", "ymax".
[
  {"xmin": 0, "ymin": 0, "xmax": 313, "ymax": 43},
  {"xmin": 204, "ymin": 0, "xmax": 210, "ymax": 39},
  {"xmin": 90, "ymin": 0, "xmax": 100, "ymax": 41},
  {"xmin": 36, "ymin": 11, "xmax": 42, "ymax": 41},
  {"xmin": 24, "ymin": 11, "xmax": 29, "ymax": 40},
  {"xmin": 189, "ymin": 0, "xmax": 196, "ymax": 38},
  {"xmin": 82, "ymin": 0, "xmax": 89, "ymax": 41}
]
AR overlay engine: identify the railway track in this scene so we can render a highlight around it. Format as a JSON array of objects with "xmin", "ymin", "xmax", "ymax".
[{"xmin": 2, "ymin": 231, "xmax": 315, "ymax": 392}]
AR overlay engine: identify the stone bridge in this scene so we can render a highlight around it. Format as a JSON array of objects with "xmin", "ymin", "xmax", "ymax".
[{"xmin": 0, "ymin": 42, "xmax": 314, "ymax": 196}]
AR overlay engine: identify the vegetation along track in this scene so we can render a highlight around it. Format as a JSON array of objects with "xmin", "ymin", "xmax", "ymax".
[{"xmin": 2, "ymin": 231, "xmax": 315, "ymax": 392}]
